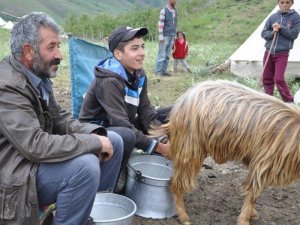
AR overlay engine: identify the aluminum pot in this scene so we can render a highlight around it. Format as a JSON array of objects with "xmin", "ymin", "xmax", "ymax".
[
  {"xmin": 90, "ymin": 192, "xmax": 136, "ymax": 225},
  {"xmin": 125, "ymin": 154, "xmax": 176, "ymax": 219}
]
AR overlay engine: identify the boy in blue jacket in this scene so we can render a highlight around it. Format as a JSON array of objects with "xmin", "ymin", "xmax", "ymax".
[
  {"xmin": 261, "ymin": 0, "xmax": 300, "ymax": 102},
  {"xmin": 80, "ymin": 26, "xmax": 171, "ymax": 173}
]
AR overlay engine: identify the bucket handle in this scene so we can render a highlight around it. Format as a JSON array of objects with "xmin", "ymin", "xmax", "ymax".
[
  {"xmin": 127, "ymin": 162, "xmax": 145, "ymax": 182},
  {"xmin": 135, "ymin": 170, "xmax": 145, "ymax": 182}
]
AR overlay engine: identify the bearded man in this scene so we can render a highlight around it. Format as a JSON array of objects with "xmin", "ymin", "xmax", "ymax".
[{"xmin": 0, "ymin": 12, "xmax": 123, "ymax": 225}]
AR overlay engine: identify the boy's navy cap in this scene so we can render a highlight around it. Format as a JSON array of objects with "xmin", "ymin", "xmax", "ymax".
[{"xmin": 108, "ymin": 26, "xmax": 148, "ymax": 52}]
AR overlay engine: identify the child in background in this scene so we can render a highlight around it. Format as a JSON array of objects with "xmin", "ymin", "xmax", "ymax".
[
  {"xmin": 261, "ymin": 0, "xmax": 300, "ymax": 102},
  {"xmin": 172, "ymin": 31, "xmax": 192, "ymax": 73}
]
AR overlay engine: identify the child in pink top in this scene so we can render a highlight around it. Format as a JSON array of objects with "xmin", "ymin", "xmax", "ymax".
[{"xmin": 172, "ymin": 31, "xmax": 192, "ymax": 73}]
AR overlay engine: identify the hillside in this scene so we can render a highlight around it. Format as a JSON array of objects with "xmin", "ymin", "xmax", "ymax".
[
  {"xmin": 177, "ymin": 0, "xmax": 276, "ymax": 44},
  {"xmin": 0, "ymin": 0, "xmax": 277, "ymax": 45},
  {"xmin": 0, "ymin": 0, "xmax": 165, "ymax": 23},
  {"xmin": 62, "ymin": 0, "xmax": 276, "ymax": 44}
]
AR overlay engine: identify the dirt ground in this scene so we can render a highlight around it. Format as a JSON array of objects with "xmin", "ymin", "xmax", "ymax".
[
  {"xmin": 133, "ymin": 158, "xmax": 300, "ymax": 225},
  {"xmin": 53, "ymin": 86, "xmax": 300, "ymax": 225}
]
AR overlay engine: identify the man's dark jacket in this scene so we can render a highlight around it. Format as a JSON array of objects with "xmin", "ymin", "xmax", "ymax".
[{"xmin": 0, "ymin": 56, "xmax": 104, "ymax": 225}]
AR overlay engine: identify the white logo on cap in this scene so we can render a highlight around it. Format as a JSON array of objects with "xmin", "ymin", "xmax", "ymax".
[{"xmin": 126, "ymin": 26, "xmax": 141, "ymax": 32}]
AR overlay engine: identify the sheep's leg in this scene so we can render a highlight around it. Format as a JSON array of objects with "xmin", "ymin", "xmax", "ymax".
[
  {"xmin": 237, "ymin": 191, "xmax": 258, "ymax": 225},
  {"xmin": 171, "ymin": 144, "xmax": 206, "ymax": 225},
  {"xmin": 173, "ymin": 190, "xmax": 191, "ymax": 225}
]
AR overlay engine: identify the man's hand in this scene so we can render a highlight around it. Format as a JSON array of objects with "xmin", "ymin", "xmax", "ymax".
[{"xmin": 93, "ymin": 134, "xmax": 113, "ymax": 161}]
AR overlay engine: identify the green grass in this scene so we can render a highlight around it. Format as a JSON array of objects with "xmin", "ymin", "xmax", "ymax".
[
  {"xmin": 177, "ymin": 0, "xmax": 276, "ymax": 44},
  {"xmin": 143, "ymin": 41, "xmax": 264, "ymax": 107},
  {"xmin": 62, "ymin": 0, "xmax": 277, "ymax": 45},
  {"xmin": 0, "ymin": 29, "xmax": 10, "ymax": 59}
]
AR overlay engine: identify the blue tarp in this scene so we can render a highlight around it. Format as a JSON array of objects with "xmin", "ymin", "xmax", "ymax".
[{"xmin": 68, "ymin": 36, "xmax": 112, "ymax": 118}]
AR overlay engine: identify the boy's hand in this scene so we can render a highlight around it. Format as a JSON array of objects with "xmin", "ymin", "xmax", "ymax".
[
  {"xmin": 155, "ymin": 136, "xmax": 170, "ymax": 158},
  {"xmin": 155, "ymin": 142, "xmax": 170, "ymax": 159},
  {"xmin": 272, "ymin": 23, "xmax": 281, "ymax": 32}
]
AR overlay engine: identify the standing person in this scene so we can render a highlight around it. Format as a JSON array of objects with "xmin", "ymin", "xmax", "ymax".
[
  {"xmin": 172, "ymin": 31, "xmax": 192, "ymax": 73},
  {"xmin": 0, "ymin": 12, "xmax": 123, "ymax": 225},
  {"xmin": 155, "ymin": 0, "xmax": 177, "ymax": 76},
  {"xmin": 80, "ymin": 26, "xmax": 170, "ymax": 170},
  {"xmin": 261, "ymin": 0, "xmax": 300, "ymax": 102}
]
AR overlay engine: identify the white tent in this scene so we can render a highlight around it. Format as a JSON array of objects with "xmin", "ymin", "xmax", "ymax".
[
  {"xmin": 0, "ymin": 17, "xmax": 6, "ymax": 27},
  {"xmin": 2, "ymin": 21, "xmax": 14, "ymax": 30},
  {"xmin": 229, "ymin": 0, "xmax": 300, "ymax": 78}
]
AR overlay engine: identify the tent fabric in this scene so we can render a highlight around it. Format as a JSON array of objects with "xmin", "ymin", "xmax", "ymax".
[
  {"xmin": 229, "ymin": 0, "xmax": 300, "ymax": 78},
  {"xmin": 68, "ymin": 36, "xmax": 112, "ymax": 118},
  {"xmin": 2, "ymin": 21, "xmax": 14, "ymax": 30},
  {"xmin": 0, "ymin": 17, "xmax": 5, "ymax": 26}
]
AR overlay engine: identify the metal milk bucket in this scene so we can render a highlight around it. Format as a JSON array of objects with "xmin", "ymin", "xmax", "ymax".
[
  {"xmin": 90, "ymin": 192, "xmax": 136, "ymax": 225},
  {"xmin": 125, "ymin": 154, "xmax": 176, "ymax": 219}
]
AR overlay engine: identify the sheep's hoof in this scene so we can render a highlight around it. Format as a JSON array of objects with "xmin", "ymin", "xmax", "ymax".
[
  {"xmin": 237, "ymin": 218, "xmax": 250, "ymax": 225},
  {"xmin": 178, "ymin": 212, "xmax": 190, "ymax": 225},
  {"xmin": 251, "ymin": 209, "xmax": 260, "ymax": 220}
]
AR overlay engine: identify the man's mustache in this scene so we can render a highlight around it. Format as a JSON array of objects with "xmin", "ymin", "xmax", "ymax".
[{"xmin": 49, "ymin": 58, "xmax": 61, "ymax": 66}]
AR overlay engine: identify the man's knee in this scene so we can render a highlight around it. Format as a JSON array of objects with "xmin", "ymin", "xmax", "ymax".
[
  {"xmin": 74, "ymin": 154, "xmax": 100, "ymax": 186},
  {"xmin": 119, "ymin": 128, "xmax": 136, "ymax": 145},
  {"xmin": 107, "ymin": 131, "xmax": 124, "ymax": 158},
  {"xmin": 107, "ymin": 127, "xmax": 136, "ymax": 151}
]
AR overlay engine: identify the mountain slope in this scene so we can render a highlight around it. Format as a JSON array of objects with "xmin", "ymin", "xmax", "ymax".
[
  {"xmin": 62, "ymin": 0, "xmax": 276, "ymax": 45},
  {"xmin": 1, "ymin": 0, "xmax": 277, "ymax": 45},
  {"xmin": 0, "ymin": 0, "xmax": 165, "ymax": 22}
]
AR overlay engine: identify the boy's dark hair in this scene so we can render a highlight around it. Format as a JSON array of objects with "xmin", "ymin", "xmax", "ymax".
[{"xmin": 115, "ymin": 34, "xmax": 145, "ymax": 52}]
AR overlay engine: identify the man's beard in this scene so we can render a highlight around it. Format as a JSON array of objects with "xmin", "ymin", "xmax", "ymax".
[{"xmin": 32, "ymin": 53, "xmax": 60, "ymax": 78}]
